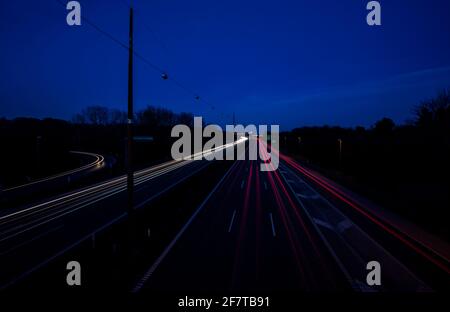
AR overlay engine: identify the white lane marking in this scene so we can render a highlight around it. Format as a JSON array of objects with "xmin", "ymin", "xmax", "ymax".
[
  {"xmin": 228, "ymin": 210, "xmax": 237, "ymax": 233},
  {"xmin": 337, "ymin": 219, "xmax": 353, "ymax": 233},
  {"xmin": 241, "ymin": 180, "xmax": 245, "ymax": 189},
  {"xmin": 312, "ymin": 218, "xmax": 335, "ymax": 231},
  {"xmin": 296, "ymin": 193, "xmax": 320, "ymax": 200},
  {"xmin": 264, "ymin": 182, "xmax": 268, "ymax": 191},
  {"xmin": 132, "ymin": 161, "xmax": 238, "ymax": 293},
  {"xmin": 269, "ymin": 213, "xmax": 276, "ymax": 237}
]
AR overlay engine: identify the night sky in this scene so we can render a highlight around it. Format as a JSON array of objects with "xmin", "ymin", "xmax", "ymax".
[{"xmin": 1, "ymin": 0, "xmax": 450, "ymax": 129}]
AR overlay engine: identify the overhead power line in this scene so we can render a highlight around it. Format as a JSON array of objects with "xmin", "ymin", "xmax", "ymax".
[{"xmin": 55, "ymin": 0, "xmax": 216, "ymax": 112}]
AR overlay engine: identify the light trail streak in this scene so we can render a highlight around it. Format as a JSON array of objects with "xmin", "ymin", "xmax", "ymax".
[
  {"xmin": 3, "ymin": 151, "xmax": 105, "ymax": 192},
  {"xmin": 259, "ymin": 142, "xmax": 308, "ymax": 287},
  {"xmin": 255, "ymin": 162, "xmax": 262, "ymax": 279},
  {"xmin": 231, "ymin": 160, "xmax": 254, "ymax": 287},
  {"xmin": 278, "ymin": 153, "xmax": 450, "ymax": 275},
  {"xmin": 0, "ymin": 138, "xmax": 248, "ymax": 243},
  {"xmin": 259, "ymin": 139, "xmax": 338, "ymax": 289}
]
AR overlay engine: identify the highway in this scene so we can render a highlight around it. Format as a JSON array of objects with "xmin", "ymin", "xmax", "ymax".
[
  {"xmin": 132, "ymin": 138, "xmax": 449, "ymax": 293},
  {"xmin": 0, "ymin": 151, "xmax": 106, "ymax": 207},
  {"xmin": 0, "ymin": 139, "xmax": 247, "ymax": 289},
  {"xmin": 133, "ymin": 158, "xmax": 349, "ymax": 292},
  {"xmin": 0, "ymin": 137, "xmax": 449, "ymax": 293}
]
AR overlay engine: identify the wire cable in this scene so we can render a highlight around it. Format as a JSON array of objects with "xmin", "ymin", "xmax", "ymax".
[{"xmin": 56, "ymin": 0, "xmax": 216, "ymax": 112}]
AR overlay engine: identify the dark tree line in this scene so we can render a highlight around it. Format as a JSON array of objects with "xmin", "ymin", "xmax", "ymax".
[
  {"xmin": 1, "ymin": 92, "xmax": 449, "ymax": 238},
  {"xmin": 72, "ymin": 105, "xmax": 193, "ymax": 130},
  {"xmin": 283, "ymin": 89, "xmax": 450, "ymax": 238},
  {"xmin": 70, "ymin": 105, "xmax": 194, "ymax": 167},
  {"xmin": 0, "ymin": 106, "xmax": 194, "ymax": 189},
  {"xmin": 415, "ymin": 89, "xmax": 450, "ymax": 131}
]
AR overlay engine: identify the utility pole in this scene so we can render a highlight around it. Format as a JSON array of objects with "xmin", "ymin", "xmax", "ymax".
[
  {"xmin": 127, "ymin": 7, "xmax": 134, "ymax": 215},
  {"xmin": 338, "ymin": 138, "xmax": 343, "ymax": 169}
]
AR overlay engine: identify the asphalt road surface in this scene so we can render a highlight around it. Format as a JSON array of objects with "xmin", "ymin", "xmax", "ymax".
[
  {"xmin": 0, "ymin": 138, "xmax": 248, "ymax": 290},
  {"xmin": 133, "ymin": 145, "xmax": 439, "ymax": 293}
]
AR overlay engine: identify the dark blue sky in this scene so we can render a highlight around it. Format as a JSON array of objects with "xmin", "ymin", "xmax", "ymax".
[{"xmin": 1, "ymin": 0, "xmax": 450, "ymax": 129}]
